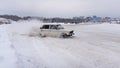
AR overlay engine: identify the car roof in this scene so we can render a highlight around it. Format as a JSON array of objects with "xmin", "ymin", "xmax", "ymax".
[{"xmin": 42, "ymin": 24, "xmax": 61, "ymax": 26}]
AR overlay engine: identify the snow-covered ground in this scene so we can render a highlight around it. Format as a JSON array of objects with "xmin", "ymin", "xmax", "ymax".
[{"xmin": 0, "ymin": 22, "xmax": 120, "ymax": 68}]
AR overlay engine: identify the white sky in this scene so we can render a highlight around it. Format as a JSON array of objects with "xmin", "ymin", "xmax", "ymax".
[{"xmin": 0, "ymin": 0, "xmax": 120, "ymax": 17}]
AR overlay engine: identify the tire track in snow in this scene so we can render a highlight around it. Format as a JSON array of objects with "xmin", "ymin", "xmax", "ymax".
[
  {"xmin": 0, "ymin": 25, "xmax": 18, "ymax": 68},
  {"xmin": 38, "ymin": 35, "xmax": 120, "ymax": 68},
  {"xmin": 9, "ymin": 35, "xmax": 46, "ymax": 68}
]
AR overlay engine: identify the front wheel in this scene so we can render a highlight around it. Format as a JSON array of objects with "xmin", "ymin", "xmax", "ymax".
[{"xmin": 60, "ymin": 33, "xmax": 68, "ymax": 38}]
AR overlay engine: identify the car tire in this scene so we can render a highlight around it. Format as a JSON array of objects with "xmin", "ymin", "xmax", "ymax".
[
  {"xmin": 40, "ymin": 33, "xmax": 46, "ymax": 37},
  {"xmin": 60, "ymin": 33, "xmax": 67, "ymax": 38}
]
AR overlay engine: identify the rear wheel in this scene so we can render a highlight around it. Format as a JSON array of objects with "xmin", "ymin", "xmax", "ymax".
[{"xmin": 40, "ymin": 33, "xmax": 46, "ymax": 37}]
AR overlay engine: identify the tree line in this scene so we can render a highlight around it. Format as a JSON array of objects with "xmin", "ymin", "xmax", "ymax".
[{"xmin": 0, "ymin": 15, "xmax": 115, "ymax": 24}]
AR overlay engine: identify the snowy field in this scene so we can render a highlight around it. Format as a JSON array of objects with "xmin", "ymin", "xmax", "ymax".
[{"xmin": 0, "ymin": 21, "xmax": 120, "ymax": 68}]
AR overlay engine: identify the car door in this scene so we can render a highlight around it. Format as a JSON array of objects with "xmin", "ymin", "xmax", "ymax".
[
  {"xmin": 50, "ymin": 25, "xmax": 62, "ymax": 37},
  {"xmin": 40, "ymin": 25, "xmax": 51, "ymax": 36}
]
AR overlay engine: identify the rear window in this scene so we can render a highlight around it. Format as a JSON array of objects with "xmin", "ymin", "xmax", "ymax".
[{"xmin": 42, "ymin": 25, "xmax": 49, "ymax": 29}]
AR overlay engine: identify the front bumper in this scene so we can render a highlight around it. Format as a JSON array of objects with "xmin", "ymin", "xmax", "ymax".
[{"xmin": 68, "ymin": 30, "xmax": 74, "ymax": 36}]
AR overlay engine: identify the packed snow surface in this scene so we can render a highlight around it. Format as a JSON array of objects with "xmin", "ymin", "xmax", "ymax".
[{"xmin": 0, "ymin": 22, "xmax": 120, "ymax": 68}]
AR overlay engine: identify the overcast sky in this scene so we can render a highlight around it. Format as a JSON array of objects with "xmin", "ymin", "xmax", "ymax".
[{"xmin": 0, "ymin": 0, "xmax": 120, "ymax": 17}]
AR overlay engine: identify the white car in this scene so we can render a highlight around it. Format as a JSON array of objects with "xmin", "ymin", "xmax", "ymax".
[{"xmin": 39, "ymin": 24, "xmax": 74, "ymax": 38}]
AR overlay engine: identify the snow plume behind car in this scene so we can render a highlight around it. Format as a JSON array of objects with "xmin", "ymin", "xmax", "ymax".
[{"xmin": 9, "ymin": 20, "xmax": 43, "ymax": 37}]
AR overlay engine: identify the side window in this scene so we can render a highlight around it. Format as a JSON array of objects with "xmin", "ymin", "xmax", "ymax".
[
  {"xmin": 42, "ymin": 25, "xmax": 49, "ymax": 29},
  {"xmin": 50, "ymin": 25, "xmax": 53, "ymax": 29},
  {"xmin": 50, "ymin": 25, "xmax": 57, "ymax": 29}
]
